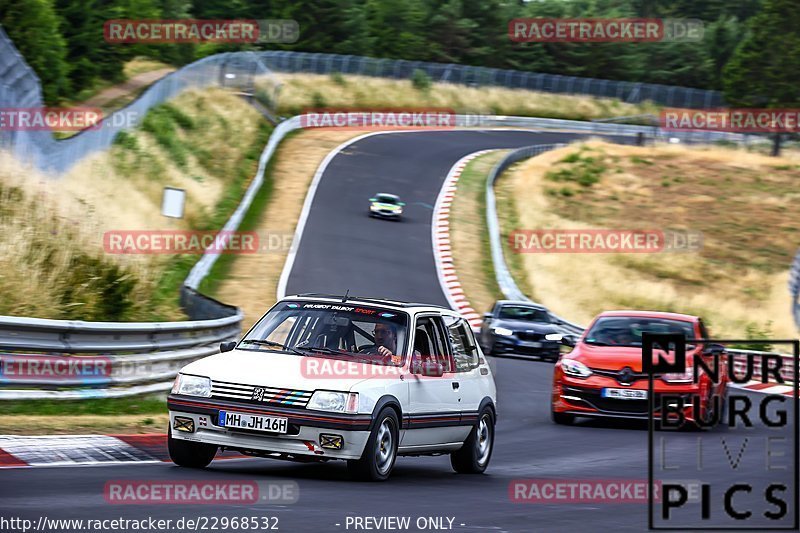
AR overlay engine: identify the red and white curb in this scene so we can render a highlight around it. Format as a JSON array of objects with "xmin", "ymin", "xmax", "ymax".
[
  {"xmin": 432, "ymin": 150, "xmax": 496, "ymax": 331},
  {"xmin": 0, "ymin": 433, "xmax": 243, "ymax": 469},
  {"xmin": 735, "ymin": 381, "xmax": 795, "ymax": 396}
]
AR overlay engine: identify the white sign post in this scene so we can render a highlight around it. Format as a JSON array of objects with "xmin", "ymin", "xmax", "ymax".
[{"xmin": 162, "ymin": 187, "xmax": 186, "ymax": 219}]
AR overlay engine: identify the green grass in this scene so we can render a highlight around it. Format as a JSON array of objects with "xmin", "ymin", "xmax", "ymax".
[
  {"xmin": 454, "ymin": 152, "xmax": 506, "ymax": 304},
  {"xmin": 546, "ymin": 152, "xmax": 607, "ymax": 188},
  {"xmin": 1, "ymin": 394, "xmax": 166, "ymax": 416}
]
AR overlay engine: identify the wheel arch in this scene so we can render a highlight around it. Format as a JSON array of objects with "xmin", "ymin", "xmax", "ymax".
[{"xmin": 369, "ymin": 395, "xmax": 403, "ymax": 431}]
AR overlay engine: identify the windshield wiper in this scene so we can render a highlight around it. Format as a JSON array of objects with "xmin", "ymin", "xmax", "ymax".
[
  {"xmin": 294, "ymin": 346, "xmax": 379, "ymax": 364},
  {"xmin": 584, "ymin": 340, "xmax": 613, "ymax": 346},
  {"xmin": 239, "ymin": 339, "xmax": 305, "ymax": 355}
]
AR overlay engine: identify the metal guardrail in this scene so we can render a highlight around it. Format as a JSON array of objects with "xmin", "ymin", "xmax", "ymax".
[
  {"xmin": 0, "ymin": 296, "xmax": 242, "ymax": 399},
  {"xmin": 790, "ymin": 249, "xmax": 800, "ymax": 332},
  {"xmin": 484, "ymin": 143, "xmax": 583, "ymax": 336},
  {"xmin": 484, "ymin": 143, "xmax": 798, "ymax": 381}
]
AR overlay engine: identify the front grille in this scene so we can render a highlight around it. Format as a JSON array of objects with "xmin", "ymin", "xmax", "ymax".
[
  {"xmin": 211, "ymin": 380, "xmax": 313, "ymax": 408},
  {"xmin": 517, "ymin": 332, "xmax": 545, "ymax": 342},
  {"xmin": 591, "ymin": 367, "xmax": 650, "ymax": 385}
]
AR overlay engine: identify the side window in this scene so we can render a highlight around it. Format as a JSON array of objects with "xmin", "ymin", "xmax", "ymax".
[
  {"xmin": 414, "ymin": 316, "xmax": 452, "ymax": 372},
  {"xmin": 443, "ymin": 315, "xmax": 479, "ymax": 372}
]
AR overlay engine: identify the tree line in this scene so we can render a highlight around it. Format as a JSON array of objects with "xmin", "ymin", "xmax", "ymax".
[{"xmin": 0, "ymin": 0, "xmax": 797, "ymax": 109}]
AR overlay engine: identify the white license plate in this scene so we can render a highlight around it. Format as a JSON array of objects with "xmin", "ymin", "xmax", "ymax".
[
  {"xmin": 602, "ymin": 388, "xmax": 647, "ymax": 400},
  {"xmin": 219, "ymin": 411, "xmax": 288, "ymax": 433},
  {"xmin": 520, "ymin": 341, "xmax": 542, "ymax": 348}
]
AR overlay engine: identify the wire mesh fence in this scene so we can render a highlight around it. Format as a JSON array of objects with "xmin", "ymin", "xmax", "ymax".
[
  {"xmin": 0, "ymin": 27, "xmax": 280, "ymax": 173},
  {"xmin": 258, "ymin": 51, "xmax": 724, "ymax": 109}
]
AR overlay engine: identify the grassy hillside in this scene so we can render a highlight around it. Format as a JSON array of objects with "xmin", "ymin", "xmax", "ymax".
[
  {"xmin": 271, "ymin": 73, "xmax": 660, "ymax": 121},
  {"xmin": 497, "ymin": 141, "xmax": 800, "ymax": 338},
  {"xmin": 0, "ymin": 88, "xmax": 270, "ymax": 321}
]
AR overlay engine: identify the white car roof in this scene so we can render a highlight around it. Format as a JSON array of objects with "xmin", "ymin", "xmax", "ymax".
[{"xmin": 285, "ymin": 294, "xmax": 455, "ymax": 315}]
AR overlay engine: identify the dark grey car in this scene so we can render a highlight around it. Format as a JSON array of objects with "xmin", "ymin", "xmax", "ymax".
[{"xmin": 479, "ymin": 300, "xmax": 569, "ymax": 362}]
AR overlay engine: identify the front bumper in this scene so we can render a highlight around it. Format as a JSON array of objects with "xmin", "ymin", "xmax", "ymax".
[
  {"xmin": 168, "ymin": 395, "xmax": 372, "ymax": 460},
  {"xmin": 552, "ymin": 376, "xmax": 703, "ymax": 422},
  {"xmin": 370, "ymin": 209, "xmax": 401, "ymax": 218},
  {"xmin": 555, "ymin": 383, "xmax": 696, "ymax": 419},
  {"xmin": 490, "ymin": 336, "xmax": 560, "ymax": 358}
]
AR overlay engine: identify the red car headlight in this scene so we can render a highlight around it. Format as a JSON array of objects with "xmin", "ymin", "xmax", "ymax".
[{"xmin": 562, "ymin": 359, "xmax": 592, "ymax": 378}]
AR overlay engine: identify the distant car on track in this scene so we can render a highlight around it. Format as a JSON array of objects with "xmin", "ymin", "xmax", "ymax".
[
  {"xmin": 368, "ymin": 193, "xmax": 405, "ymax": 219},
  {"xmin": 551, "ymin": 310, "xmax": 728, "ymax": 427},
  {"xmin": 168, "ymin": 293, "xmax": 497, "ymax": 481},
  {"xmin": 479, "ymin": 300, "xmax": 569, "ymax": 362}
]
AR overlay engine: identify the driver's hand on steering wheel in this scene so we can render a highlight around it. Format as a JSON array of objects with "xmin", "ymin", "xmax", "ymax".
[
  {"xmin": 377, "ymin": 345, "xmax": 392, "ymax": 358},
  {"xmin": 376, "ymin": 346, "xmax": 403, "ymax": 365}
]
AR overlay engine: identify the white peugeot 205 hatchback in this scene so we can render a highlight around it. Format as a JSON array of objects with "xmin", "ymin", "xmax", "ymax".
[{"xmin": 168, "ymin": 294, "xmax": 497, "ymax": 481}]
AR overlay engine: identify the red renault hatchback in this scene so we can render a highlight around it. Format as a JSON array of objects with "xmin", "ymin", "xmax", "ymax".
[{"xmin": 551, "ymin": 310, "xmax": 728, "ymax": 427}]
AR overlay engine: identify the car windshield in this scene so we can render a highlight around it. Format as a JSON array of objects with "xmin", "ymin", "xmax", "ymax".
[
  {"xmin": 239, "ymin": 301, "xmax": 409, "ymax": 366},
  {"xmin": 497, "ymin": 306, "xmax": 550, "ymax": 323},
  {"xmin": 584, "ymin": 317, "xmax": 695, "ymax": 347},
  {"xmin": 375, "ymin": 194, "xmax": 399, "ymax": 204}
]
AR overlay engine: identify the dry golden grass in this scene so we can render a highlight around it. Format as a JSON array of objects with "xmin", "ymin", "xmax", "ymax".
[
  {"xmin": 0, "ymin": 88, "xmax": 266, "ymax": 320},
  {"xmin": 500, "ymin": 141, "xmax": 800, "ymax": 338},
  {"xmin": 0, "ymin": 414, "xmax": 169, "ymax": 435},
  {"xmin": 123, "ymin": 57, "xmax": 173, "ymax": 79},
  {"xmin": 448, "ymin": 151, "xmax": 508, "ymax": 315},
  {"xmin": 214, "ymin": 129, "xmax": 371, "ymax": 330},
  {"xmin": 273, "ymin": 74, "xmax": 659, "ymax": 121}
]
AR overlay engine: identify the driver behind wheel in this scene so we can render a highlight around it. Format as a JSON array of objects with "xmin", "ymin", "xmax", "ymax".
[{"xmin": 358, "ymin": 322, "xmax": 402, "ymax": 365}]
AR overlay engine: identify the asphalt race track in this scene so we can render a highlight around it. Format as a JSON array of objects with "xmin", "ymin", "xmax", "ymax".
[
  {"xmin": 1, "ymin": 130, "xmax": 796, "ymax": 532},
  {"xmin": 283, "ymin": 130, "xmax": 598, "ymax": 303}
]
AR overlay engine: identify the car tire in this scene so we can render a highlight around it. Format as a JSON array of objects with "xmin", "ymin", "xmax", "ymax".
[
  {"xmin": 551, "ymin": 410, "xmax": 575, "ymax": 425},
  {"xmin": 451, "ymin": 408, "xmax": 495, "ymax": 474},
  {"xmin": 168, "ymin": 428, "xmax": 217, "ymax": 468},
  {"xmin": 348, "ymin": 407, "xmax": 399, "ymax": 481}
]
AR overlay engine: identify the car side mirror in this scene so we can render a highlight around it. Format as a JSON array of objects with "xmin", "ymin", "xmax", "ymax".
[
  {"xmin": 483, "ymin": 313, "xmax": 492, "ymax": 320},
  {"xmin": 398, "ymin": 202, "xmax": 406, "ymax": 206},
  {"xmin": 220, "ymin": 341, "xmax": 237, "ymax": 353},
  {"xmin": 369, "ymin": 197, "xmax": 377, "ymax": 202},
  {"xmin": 703, "ymin": 343, "xmax": 726, "ymax": 356},
  {"xmin": 411, "ymin": 356, "xmax": 445, "ymax": 377}
]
